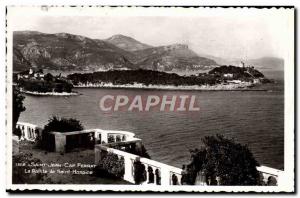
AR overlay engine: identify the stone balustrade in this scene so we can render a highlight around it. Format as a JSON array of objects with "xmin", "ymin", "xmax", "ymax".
[
  {"xmin": 95, "ymin": 145, "xmax": 183, "ymax": 185},
  {"xmin": 49, "ymin": 129, "xmax": 140, "ymax": 153},
  {"xmin": 257, "ymin": 166, "xmax": 283, "ymax": 186},
  {"xmin": 93, "ymin": 129, "xmax": 137, "ymax": 144},
  {"xmin": 16, "ymin": 122, "xmax": 42, "ymax": 141},
  {"xmin": 95, "ymin": 143, "xmax": 283, "ymax": 186},
  {"xmin": 16, "ymin": 121, "xmax": 283, "ymax": 186}
]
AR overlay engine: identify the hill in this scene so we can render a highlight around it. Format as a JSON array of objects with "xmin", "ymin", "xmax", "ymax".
[
  {"xmin": 209, "ymin": 65, "xmax": 265, "ymax": 79},
  {"xmin": 13, "ymin": 31, "xmax": 134, "ymax": 72},
  {"xmin": 205, "ymin": 55, "xmax": 284, "ymax": 71},
  {"xmin": 132, "ymin": 44, "xmax": 218, "ymax": 72},
  {"xmin": 245, "ymin": 57, "xmax": 284, "ymax": 71},
  {"xmin": 105, "ymin": 34, "xmax": 152, "ymax": 52},
  {"xmin": 68, "ymin": 69, "xmax": 218, "ymax": 87},
  {"xmin": 67, "ymin": 65, "xmax": 269, "ymax": 88},
  {"xmin": 13, "ymin": 31, "xmax": 219, "ymax": 73},
  {"xmin": 13, "ymin": 47, "xmax": 32, "ymax": 72}
]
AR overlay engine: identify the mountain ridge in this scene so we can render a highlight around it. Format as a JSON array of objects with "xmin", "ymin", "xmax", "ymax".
[
  {"xmin": 13, "ymin": 31, "xmax": 281, "ymax": 74},
  {"xmin": 13, "ymin": 31, "xmax": 135, "ymax": 72},
  {"xmin": 13, "ymin": 31, "xmax": 218, "ymax": 73},
  {"xmin": 105, "ymin": 34, "xmax": 152, "ymax": 52}
]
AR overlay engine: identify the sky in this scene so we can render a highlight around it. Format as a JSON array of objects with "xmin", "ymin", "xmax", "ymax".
[{"xmin": 8, "ymin": 7, "xmax": 293, "ymax": 60}]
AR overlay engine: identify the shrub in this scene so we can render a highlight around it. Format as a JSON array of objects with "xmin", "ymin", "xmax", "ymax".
[
  {"xmin": 13, "ymin": 86, "xmax": 26, "ymax": 133},
  {"xmin": 41, "ymin": 116, "xmax": 84, "ymax": 151},
  {"xmin": 18, "ymin": 78, "xmax": 73, "ymax": 93},
  {"xmin": 94, "ymin": 152, "xmax": 125, "ymax": 179},
  {"xmin": 182, "ymin": 134, "xmax": 261, "ymax": 185},
  {"xmin": 133, "ymin": 159, "xmax": 147, "ymax": 184},
  {"xmin": 125, "ymin": 143, "xmax": 151, "ymax": 159},
  {"xmin": 43, "ymin": 116, "xmax": 83, "ymax": 133}
]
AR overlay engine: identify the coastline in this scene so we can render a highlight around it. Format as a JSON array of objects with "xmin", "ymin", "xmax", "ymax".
[
  {"xmin": 21, "ymin": 90, "xmax": 78, "ymax": 96},
  {"xmin": 73, "ymin": 82, "xmax": 266, "ymax": 91}
]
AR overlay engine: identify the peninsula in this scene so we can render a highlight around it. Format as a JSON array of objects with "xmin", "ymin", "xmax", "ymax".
[
  {"xmin": 67, "ymin": 65, "xmax": 271, "ymax": 91},
  {"xmin": 15, "ymin": 68, "xmax": 77, "ymax": 96}
]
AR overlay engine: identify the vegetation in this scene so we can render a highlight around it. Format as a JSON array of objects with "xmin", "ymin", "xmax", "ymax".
[
  {"xmin": 43, "ymin": 116, "xmax": 83, "ymax": 133},
  {"xmin": 209, "ymin": 65, "xmax": 265, "ymax": 80},
  {"xmin": 125, "ymin": 143, "xmax": 151, "ymax": 159},
  {"xmin": 18, "ymin": 76, "xmax": 73, "ymax": 93},
  {"xmin": 68, "ymin": 69, "xmax": 219, "ymax": 86},
  {"xmin": 68, "ymin": 66, "xmax": 268, "ymax": 87},
  {"xmin": 181, "ymin": 134, "xmax": 261, "ymax": 185},
  {"xmin": 133, "ymin": 159, "xmax": 147, "ymax": 184},
  {"xmin": 12, "ymin": 153, "xmax": 47, "ymax": 184},
  {"xmin": 13, "ymin": 86, "xmax": 26, "ymax": 135},
  {"xmin": 94, "ymin": 152, "xmax": 125, "ymax": 179},
  {"xmin": 111, "ymin": 142, "xmax": 151, "ymax": 159},
  {"xmin": 41, "ymin": 116, "xmax": 84, "ymax": 151}
]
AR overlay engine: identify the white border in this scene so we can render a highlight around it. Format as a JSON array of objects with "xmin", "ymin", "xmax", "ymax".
[{"xmin": 4, "ymin": 6, "xmax": 295, "ymax": 192}]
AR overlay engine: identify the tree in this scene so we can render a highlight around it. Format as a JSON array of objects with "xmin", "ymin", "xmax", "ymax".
[
  {"xmin": 94, "ymin": 153, "xmax": 125, "ymax": 179},
  {"xmin": 13, "ymin": 86, "xmax": 26, "ymax": 134},
  {"xmin": 44, "ymin": 73, "xmax": 53, "ymax": 82},
  {"xmin": 182, "ymin": 134, "xmax": 260, "ymax": 185},
  {"xmin": 43, "ymin": 116, "xmax": 83, "ymax": 133},
  {"xmin": 41, "ymin": 116, "xmax": 84, "ymax": 151},
  {"xmin": 133, "ymin": 159, "xmax": 147, "ymax": 184}
]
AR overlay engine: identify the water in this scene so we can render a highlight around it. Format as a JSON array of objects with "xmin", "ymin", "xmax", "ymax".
[{"xmin": 19, "ymin": 83, "xmax": 284, "ymax": 170}]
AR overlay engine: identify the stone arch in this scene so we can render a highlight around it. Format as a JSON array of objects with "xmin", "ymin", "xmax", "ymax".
[
  {"xmin": 116, "ymin": 135, "xmax": 121, "ymax": 142},
  {"xmin": 122, "ymin": 135, "xmax": 126, "ymax": 141},
  {"xmin": 147, "ymin": 166, "xmax": 154, "ymax": 183},
  {"xmin": 172, "ymin": 174, "xmax": 178, "ymax": 185}
]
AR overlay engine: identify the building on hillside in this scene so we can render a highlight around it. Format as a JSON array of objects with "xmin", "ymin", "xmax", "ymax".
[
  {"xmin": 223, "ymin": 73, "xmax": 233, "ymax": 78},
  {"xmin": 17, "ymin": 68, "xmax": 44, "ymax": 80}
]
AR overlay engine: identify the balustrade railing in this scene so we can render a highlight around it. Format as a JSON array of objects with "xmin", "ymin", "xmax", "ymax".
[
  {"xmin": 16, "ymin": 122, "xmax": 42, "ymax": 141},
  {"xmin": 16, "ymin": 122, "xmax": 283, "ymax": 186}
]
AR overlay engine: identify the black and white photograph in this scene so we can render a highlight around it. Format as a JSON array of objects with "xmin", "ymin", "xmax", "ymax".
[{"xmin": 5, "ymin": 6, "xmax": 294, "ymax": 192}]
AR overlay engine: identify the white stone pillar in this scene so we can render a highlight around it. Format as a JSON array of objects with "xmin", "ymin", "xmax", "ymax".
[
  {"xmin": 24, "ymin": 126, "xmax": 29, "ymax": 140},
  {"xmin": 177, "ymin": 174, "xmax": 182, "ymax": 185},
  {"xmin": 153, "ymin": 167, "xmax": 157, "ymax": 185},
  {"xmin": 102, "ymin": 131, "xmax": 108, "ymax": 143},
  {"xmin": 54, "ymin": 133, "xmax": 66, "ymax": 153},
  {"xmin": 144, "ymin": 164, "xmax": 149, "ymax": 184},
  {"xmin": 124, "ymin": 156, "xmax": 135, "ymax": 183},
  {"xmin": 276, "ymin": 174, "xmax": 281, "ymax": 186},
  {"xmin": 160, "ymin": 167, "xmax": 170, "ymax": 185}
]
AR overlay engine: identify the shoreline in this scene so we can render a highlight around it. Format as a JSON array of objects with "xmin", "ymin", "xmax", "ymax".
[
  {"xmin": 73, "ymin": 83, "xmax": 267, "ymax": 91},
  {"xmin": 21, "ymin": 90, "xmax": 78, "ymax": 96}
]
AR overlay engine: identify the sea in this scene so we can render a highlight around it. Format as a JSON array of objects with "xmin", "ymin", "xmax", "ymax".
[{"xmin": 19, "ymin": 71, "xmax": 284, "ymax": 170}]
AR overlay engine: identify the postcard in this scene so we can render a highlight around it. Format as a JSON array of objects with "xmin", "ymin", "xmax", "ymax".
[{"xmin": 6, "ymin": 6, "xmax": 295, "ymax": 192}]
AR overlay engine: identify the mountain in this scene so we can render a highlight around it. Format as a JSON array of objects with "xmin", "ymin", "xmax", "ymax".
[
  {"xmin": 203, "ymin": 55, "xmax": 284, "ymax": 71},
  {"xmin": 13, "ymin": 31, "xmax": 134, "ymax": 72},
  {"xmin": 13, "ymin": 47, "xmax": 32, "ymax": 72},
  {"xmin": 197, "ymin": 53, "xmax": 233, "ymax": 66},
  {"xmin": 105, "ymin": 34, "xmax": 152, "ymax": 52},
  {"xmin": 245, "ymin": 57, "xmax": 284, "ymax": 71},
  {"xmin": 12, "ymin": 31, "xmax": 219, "ymax": 73},
  {"xmin": 132, "ymin": 44, "xmax": 218, "ymax": 72}
]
